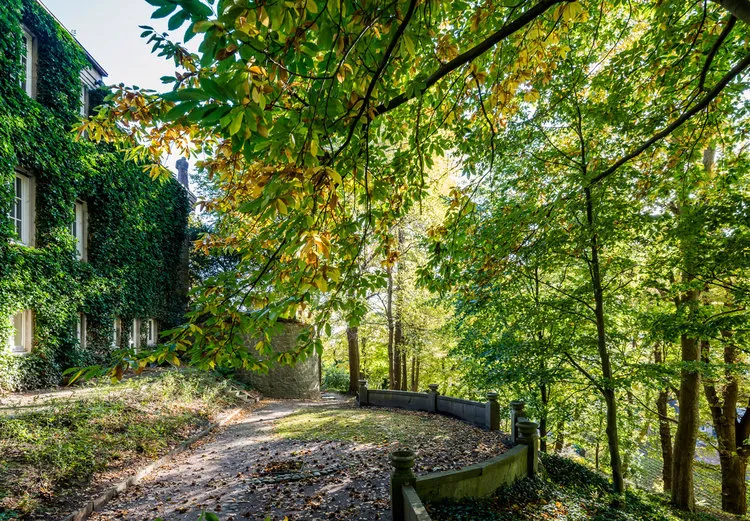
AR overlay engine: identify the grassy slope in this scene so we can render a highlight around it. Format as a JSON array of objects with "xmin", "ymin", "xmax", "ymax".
[
  {"xmin": 427, "ymin": 453, "xmax": 736, "ymax": 521},
  {"xmin": 0, "ymin": 370, "xmax": 244, "ymax": 520}
]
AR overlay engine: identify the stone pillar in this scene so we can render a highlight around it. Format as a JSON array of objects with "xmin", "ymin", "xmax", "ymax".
[
  {"xmin": 510, "ymin": 400, "xmax": 527, "ymax": 445},
  {"xmin": 427, "ymin": 384, "xmax": 439, "ymax": 413},
  {"xmin": 390, "ymin": 449, "xmax": 416, "ymax": 521},
  {"xmin": 358, "ymin": 380, "xmax": 369, "ymax": 406},
  {"xmin": 518, "ymin": 420, "xmax": 540, "ymax": 477},
  {"xmin": 485, "ymin": 392, "xmax": 500, "ymax": 431}
]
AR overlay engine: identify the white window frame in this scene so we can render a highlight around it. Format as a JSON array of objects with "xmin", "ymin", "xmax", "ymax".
[
  {"xmin": 10, "ymin": 172, "xmax": 34, "ymax": 246},
  {"xmin": 128, "ymin": 318, "xmax": 141, "ymax": 351},
  {"xmin": 80, "ymin": 85, "xmax": 88, "ymax": 117},
  {"xmin": 20, "ymin": 26, "xmax": 35, "ymax": 97},
  {"xmin": 70, "ymin": 200, "xmax": 87, "ymax": 260},
  {"xmin": 146, "ymin": 318, "xmax": 158, "ymax": 346},
  {"xmin": 8, "ymin": 310, "xmax": 33, "ymax": 355},
  {"xmin": 112, "ymin": 317, "xmax": 121, "ymax": 348},
  {"xmin": 76, "ymin": 313, "xmax": 87, "ymax": 349}
]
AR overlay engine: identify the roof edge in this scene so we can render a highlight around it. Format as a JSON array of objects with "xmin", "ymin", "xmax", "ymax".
[{"xmin": 34, "ymin": 0, "xmax": 109, "ymax": 78}]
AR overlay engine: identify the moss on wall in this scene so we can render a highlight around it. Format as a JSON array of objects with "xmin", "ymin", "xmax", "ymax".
[{"xmin": 0, "ymin": 0, "xmax": 191, "ymax": 390}]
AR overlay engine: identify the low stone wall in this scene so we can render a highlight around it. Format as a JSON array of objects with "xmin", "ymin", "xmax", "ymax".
[
  {"xmin": 414, "ymin": 445, "xmax": 529, "ymax": 502},
  {"xmin": 436, "ymin": 396, "xmax": 486, "ymax": 428},
  {"xmin": 402, "ymin": 486, "xmax": 431, "ymax": 521},
  {"xmin": 388, "ymin": 402, "xmax": 540, "ymax": 521},
  {"xmin": 368, "ymin": 390, "xmax": 429, "ymax": 411},
  {"xmin": 358, "ymin": 381, "xmax": 500, "ymax": 431}
]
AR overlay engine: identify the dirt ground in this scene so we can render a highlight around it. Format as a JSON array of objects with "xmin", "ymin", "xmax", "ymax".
[{"xmin": 87, "ymin": 397, "xmax": 509, "ymax": 521}]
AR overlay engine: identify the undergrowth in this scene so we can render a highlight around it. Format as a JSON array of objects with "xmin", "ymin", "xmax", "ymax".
[
  {"xmin": 0, "ymin": 369, "xmax": 244, "ymax": 519},
  {"xmin": 426, "ymin": 453, "xmax": 730, "ymax": 521}
]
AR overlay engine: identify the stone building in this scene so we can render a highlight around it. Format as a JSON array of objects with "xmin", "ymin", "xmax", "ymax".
[{"xmin": 1, "ymin": 0, "xmax": 193, "ymax": 390}]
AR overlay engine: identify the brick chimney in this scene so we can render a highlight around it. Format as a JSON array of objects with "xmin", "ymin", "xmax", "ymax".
[{"xmin": 176, "ymin": 158, "xmax": 189, "ymax": 190}]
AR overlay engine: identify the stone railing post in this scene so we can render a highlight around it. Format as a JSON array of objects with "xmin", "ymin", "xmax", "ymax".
[
  {"xmin": 518, "ymin": 420, "xmax": 539, "ymax": 477},
  {"xmin": 509, "ymin": 400, "xmax": 527, "ymax": 444},
  {"xmin": 390, "ymin": 449, "xmax": 416, "ymax": 521},
  {"xmin": 427, "ymin": 384, "xmax": 439, "ymax": 413},
  {"xmin": 485, "ymin": 392, "xmax": 500, "ymax": 431},
  {"xmin": 358, "ymin": 380, "xmax": 368, "ymax": 406}
]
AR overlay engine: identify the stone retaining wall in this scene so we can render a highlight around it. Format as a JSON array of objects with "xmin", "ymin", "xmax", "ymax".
[
  {"xmin": 388, "ymin": 401, "xmax": 540, "ymax": 521},
  {"xmin": 358, "ymin": 381, "xmax": 500, "ymax": 431}
]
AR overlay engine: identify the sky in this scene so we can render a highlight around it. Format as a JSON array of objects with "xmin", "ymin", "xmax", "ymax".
[
  {"xmin": 40, "ymin": 0, "xmax": 179, "ymax": 91},
  {"xmin": 39, "ymin": 0, "xmax": 198, "ymax": 176}
]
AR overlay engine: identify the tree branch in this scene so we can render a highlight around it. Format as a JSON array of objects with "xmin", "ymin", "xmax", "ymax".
[
  {"xmin": 700, "ymin": 15, "xmax": 736, "ymax": 91},
  {"xmin": 373, "ymin": 0, "xmax": 567, "ymax": 118},
  {"xmin": 711, "ymin": 0, "xmax": 750, "ymax": 24},
  {"xmin": 589, "ymin": 52, "xmax": 750, "ymax": 186}
]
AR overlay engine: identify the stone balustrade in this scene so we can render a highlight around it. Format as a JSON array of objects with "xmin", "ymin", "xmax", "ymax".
[{"xmin": 385, "ymin": 398, "xmax": 540, "ymax": 521}]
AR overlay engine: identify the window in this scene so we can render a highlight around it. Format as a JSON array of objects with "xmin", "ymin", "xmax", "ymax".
[
  {"xmin": 8, "ymin": 310, "xmax": 33, "ymax": 354},
  {"xmin": 146, "ymin": 319, "xmax": 158, "ymax": 346},
  {"xmin": 113, "ymin": 317, "xmax": 121, "ymax": 348},
  {"xmin": 9, "ymin": 172, "xmax": 33, "ymax": 246},
  {"xmin": 76, "ymin": 313, "xmax": 87, "ymax": 349},
  {"xmin": 20, "ymin": 27, "xmax": 35, "ymax": 97},
  {"xmin": 128, "ymin": 319, "xmax": 140, "ymax": 351},
  {"xmin": 80, "ymin": 86, "xmax": 88, "ymax": 117},
  {"xmin": 70, "ymin": 201, "xmax": 87, "ymax": 260}
]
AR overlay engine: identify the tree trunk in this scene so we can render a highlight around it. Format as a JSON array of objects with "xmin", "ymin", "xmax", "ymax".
[
  {"xmin": 400, "ymin": 350, "xmax": 407, "ymax": 390},
  {"xmin": 671, "ymin": 285, "xmax": 700, "ymax": 511},
  {"xmin": 386, "ymin": 267, "xmax": 395, "ymax": 389},
  {"xmin": 702, "ymin": 335, "xmax": 749, "ymax": 515},
  {"xmin": 410, "ymin": 357, "xmax": 419, "ymax": 392},
  {"xmin": 539, "ymin": 382, "xmax": 549, "ymax": 453},
  {"xmin": 584, "ymin": 186, "xmax": 625, "ymax": 495},
  {"xmin": 554, "ymin": 420, "xmax": 565, "ymax": 453},
  {"xmin": 346, "ymin": 325, "xmax": 360, "ymax": 395},
  {"xmin": 393, "ymin": 313, "xmax": 402, "ymax": 390},
  {"xmin": 654, "ymin": 344, "xmax": 673, "ymax": 493}
]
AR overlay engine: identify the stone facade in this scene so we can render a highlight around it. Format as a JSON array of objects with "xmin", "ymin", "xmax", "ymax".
[{"xmin": 240, "ymin": 320, "xmax": 320, "ymax": 399}]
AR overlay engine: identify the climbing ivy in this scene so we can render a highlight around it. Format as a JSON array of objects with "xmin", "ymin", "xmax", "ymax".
[{"xmin": 0, "ymin": 0, "xmax": 191, "ymax": 390}]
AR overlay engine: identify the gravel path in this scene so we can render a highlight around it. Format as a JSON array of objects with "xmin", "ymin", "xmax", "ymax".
[{"xmin": 87, "ymin": 396, "xmax": 508, "ymax": 521}]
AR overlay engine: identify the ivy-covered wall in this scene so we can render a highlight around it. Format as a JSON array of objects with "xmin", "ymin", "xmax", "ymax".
[{"xmin": 0, "ymin": 0, "xmax": 191, "ymax": 390}]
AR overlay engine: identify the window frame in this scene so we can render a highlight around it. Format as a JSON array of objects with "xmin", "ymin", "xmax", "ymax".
[
  {"xmin": 20, "ymin": 26, "xmax": 35, "ymax": 97},
  {"xmin": 8, "ymin": 310, "xmax": 33, "ymax": 355},
  {"xmin": 10, "ymin": 171, "xmax": 34, "ymax": 246},
  {"xmin": 70, "ymin": 200, "xmax": 87, "ymax": 260},
  {"xmin": 146, "ymin": 318, "xmax": 158, "ymax": 347},
  {"xmin": 76, "ymin": 313, "xmax": 87, "ymax": 349}
]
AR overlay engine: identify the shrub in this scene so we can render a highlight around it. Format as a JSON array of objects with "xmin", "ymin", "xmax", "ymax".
[{"xmin": 322, "ymin": 363, "xmax": 349, "ymax": 391}]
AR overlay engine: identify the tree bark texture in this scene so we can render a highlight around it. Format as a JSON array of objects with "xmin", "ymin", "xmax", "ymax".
[
  {"xmin": 347, "ymin": 326, "xmax": 360, "ymax": 395},
  {"xmin": 654, "ymin": 345, "xmax": 674, "ymax": 493},
  {"xmin": 585, "ymin": 186, "xmax": 626, "ymax": 495},
  {"xmin": 702, "ymin": 336, "xmax": 749, "ymax": 515}
]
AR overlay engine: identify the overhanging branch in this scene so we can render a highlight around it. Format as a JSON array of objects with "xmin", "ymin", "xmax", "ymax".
[
  {"xmin": 589, "ymin": 52, "xmax": 750, "ymax": 186},
  {"xmin": 373, "ymin": 0, "xmax": 567, "ymax": 118}
]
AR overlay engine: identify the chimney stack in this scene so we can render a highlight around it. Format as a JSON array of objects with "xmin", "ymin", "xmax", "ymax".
[{"xmin": 176, "ymin": 158, "xmax": 189, "ymax": 190}]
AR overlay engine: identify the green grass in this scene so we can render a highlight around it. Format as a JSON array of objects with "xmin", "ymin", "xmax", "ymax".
[
  {"xmin": 0, "ymin": 369, "xmax": 244, "ymax": 519},
  {"xmin": 426, "ymin": 454, "xmax": 733, "ymax": 521},
  {"xmin": 273, "ymin": 406, "xmax": 455, "ymax": 445}
]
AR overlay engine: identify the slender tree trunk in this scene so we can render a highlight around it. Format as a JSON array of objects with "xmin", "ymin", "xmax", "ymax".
[
  {"xmin": 401, "ymin": 351, "xmax": 407, "ymax": 391},
  {"xmin": 671, "ymin": 284, "xmax": 700, "ymax": 511},
  {"xmin": 411, "ymin": 357, "xmax": 419, "ymax": 392},
  {"xmin": 393, "ymin": 314, "xmax": 402, "ymax": 390},
  {"xmin": 539, "ymin": 381, "xmax": 549, "ymax": 453},
  {"xmin": 654, "ymin": 344, "xmax": 673, "ymax": 493},
  {"xmin": 554, "ymin": 419, "xmax": 565, "ymax": 453},
  {"xmin": 346, "ymin": 325, "xmax": 360, "ymax": 395},
  {"xmin": 585, "ymin": 186, "xmax": 625, "ymax": 495},
  {"xmin": 702, "ymin": 335, "xmax": 749, "ymax": 515},
  {"xmin": 386, "ymin": 267, "xmax": 395, "ymax": 389}
]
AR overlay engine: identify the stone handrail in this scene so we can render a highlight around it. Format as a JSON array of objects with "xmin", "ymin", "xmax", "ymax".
[
  {"xmin": 386, "ymin": 398, "xmax": 539, "ymax": 521},
  {"xmin": 357, "ymin": 381, "xmax": 500, "ymax": 431}
]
